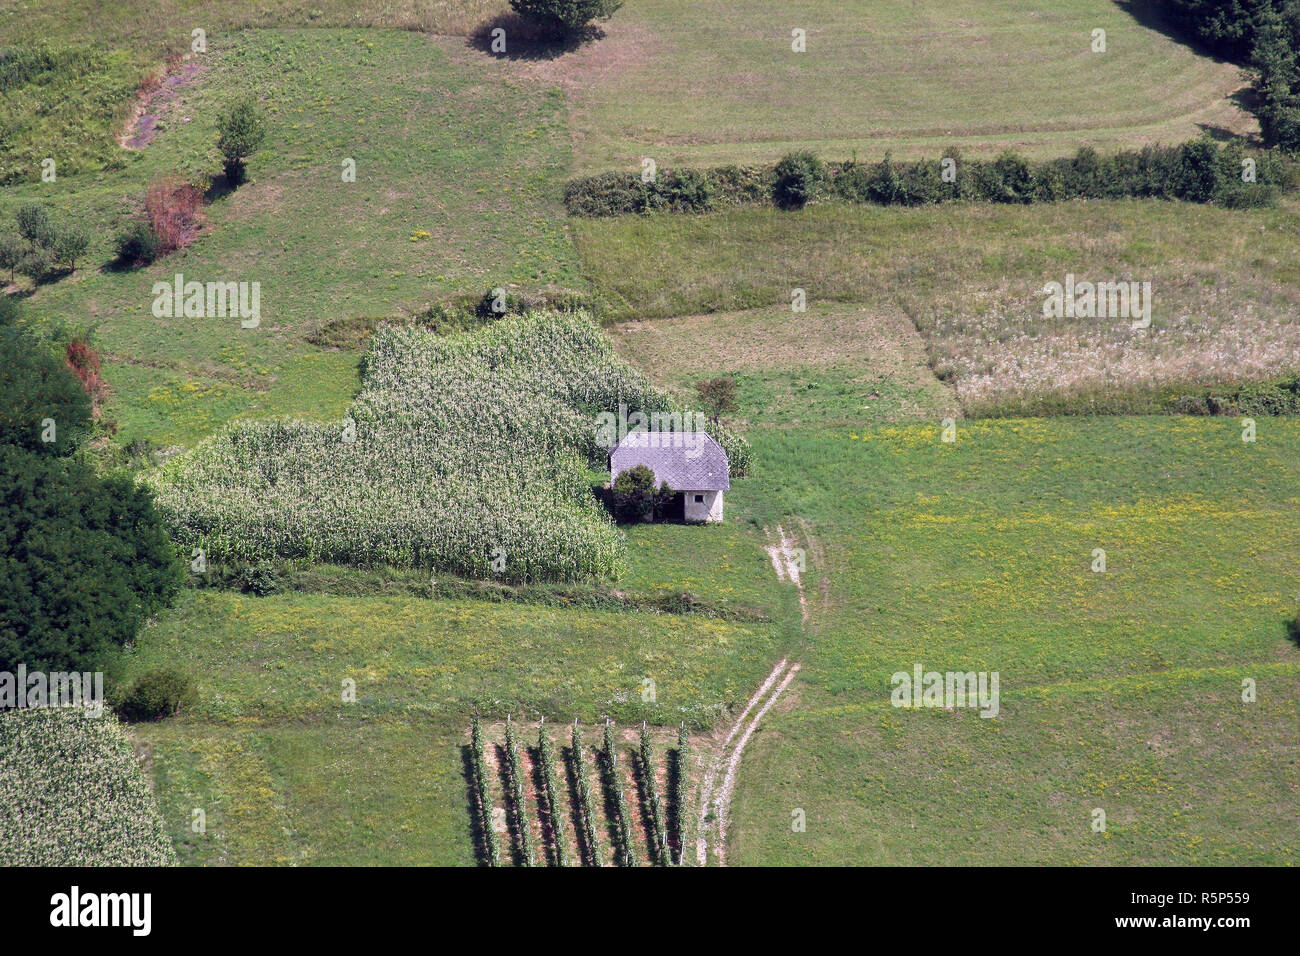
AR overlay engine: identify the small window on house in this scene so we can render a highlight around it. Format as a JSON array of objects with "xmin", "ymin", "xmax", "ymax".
[{"xmin": 694, "ymin": 494, "xmax": 704, "ymax": 503}]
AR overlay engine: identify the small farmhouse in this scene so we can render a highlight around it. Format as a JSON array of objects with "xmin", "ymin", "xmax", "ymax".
[{"xmin": 610, "ymin": 429, "xmax": 730, "ymax": 523}]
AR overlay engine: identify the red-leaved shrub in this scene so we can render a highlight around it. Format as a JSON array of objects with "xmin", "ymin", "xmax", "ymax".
[
  {"xmin": 65, "ymin": 336, "xmax": 108, "ymax": 411},
  {"xmin": 144, "ymin": 176, "xmax": 205, "ymax": 255}
]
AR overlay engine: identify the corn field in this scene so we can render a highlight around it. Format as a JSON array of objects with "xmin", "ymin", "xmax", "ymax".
[
  {"xmin": 149, "ymin": 311, "xmax": 750, "ymax": 582},
  {"xmin": 0, "ymin": 710, "xmax": 176, "ymax": 865}
]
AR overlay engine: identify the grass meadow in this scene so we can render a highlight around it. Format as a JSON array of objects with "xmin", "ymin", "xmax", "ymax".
[
  {"xmin": 721, "ymin": 419, "xmax": 1300, "ymax": 864},
  {"xmin": 1, "ymin": 28, "xmax": 579, "ymax": 447},
  {"xmin": 124, "ymin": 587, "xmax": 792, "ymax": 864},
  {"xmin": 577, "ymin": 198, "xmax": 1300, "ymax": 416}
]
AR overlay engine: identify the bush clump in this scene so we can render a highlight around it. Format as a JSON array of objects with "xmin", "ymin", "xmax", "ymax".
[
  {"xmin": 117, "ymin": 667, "xmax": 198, "ymax": 722},
  {"xmin": 113, "ymin": 221, "xmax": 162, "ymax": 268},
  {"xmin": 771, "ymin": 150, "xmax": 825, "ymax": 209}
]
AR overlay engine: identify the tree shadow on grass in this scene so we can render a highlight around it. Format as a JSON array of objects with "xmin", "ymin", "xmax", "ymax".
[
  {"xmin": 467, "ymin": 12, "xmax": 605, "ymax": 62},
  {"xmin": 1285, "ymin": 615, "xmax": 1300, "ymax": 650},
  {"xmin": 1112, "ymin": 0, "xmax": 1240, "ymax": 64}
]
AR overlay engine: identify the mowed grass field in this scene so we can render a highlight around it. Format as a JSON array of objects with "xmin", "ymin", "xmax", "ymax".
[
  {"xmin": 595, "ymin": 222, "xmax": 1300, "ymax": 865},
  {"xmin": 552, "ymin": 0, "xmax": 1255, "ymax": 172}
]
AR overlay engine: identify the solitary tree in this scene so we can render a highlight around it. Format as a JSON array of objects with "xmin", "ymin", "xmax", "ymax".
[
  {"xmin": 0, "ymin": 236, "xmax": 22, "ymax": 283},
  {"xmin": 695, "ymin": 377, "xmax": 738, "ymax": 424},
  {"xmin": 216, "ymin": 100, "xmax": 267, "ymax": 184},
  {"xmin": 52, "ymin": 229, "xmax": 89, "ymax": 272},
  {"xmin": 509, "ymin": 0, "xmax": 623, "ymax": 37}
]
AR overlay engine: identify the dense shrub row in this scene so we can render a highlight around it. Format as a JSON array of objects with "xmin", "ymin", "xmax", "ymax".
[
  {"xmin": 306, "ymin": 287, "xmax": 604, "ymax": 350},
  {"xmin": 976, "ymin": 375, "xmax": 1300, "ymax": 419},
  {"xmin": 565, "ymin": 141, "xmax": 1289, "ymax": 216},
  {"xmin": 1165, "ymin": 376, "xmax": 1300, "ymax": 416}
]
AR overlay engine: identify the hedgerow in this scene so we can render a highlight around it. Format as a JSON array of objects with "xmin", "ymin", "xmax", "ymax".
[
  {"xmin": 564, "ymin": 141, "xmax": 1290, "ymax": 216},
  {"xmin": 0, "ymin": 710, "xmax": 175, "ymax": 866},
  {"xmin": 150, "ymin": 311, "xmax": 749, "ymax": 583}
]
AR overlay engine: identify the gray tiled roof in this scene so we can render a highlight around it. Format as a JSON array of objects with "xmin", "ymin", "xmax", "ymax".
[{"xmin": 610, "ymin": 430, "xmax": 730, "ymax": 491}]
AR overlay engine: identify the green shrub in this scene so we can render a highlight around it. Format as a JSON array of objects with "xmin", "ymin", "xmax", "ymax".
[
  {"xmin": 972, "ymin": 150, "xmax": 1035, "ymax": 203},
  {"xmin": 772, "ymin": 150, "xmax": 824, "ymax": 209},
  {"xmin": 565, "ymin": 140, "xmax": 1287, "ymax": 219},
  {"xmin": 0, "ymin": 235, "xmax": 23, "ymax": 283},
  {"xmin": 15, "ymin": 203, "xmax": 54, "ymax": 248},
  {"xmin": 612, "ymin": 463, "xmax": 658, "ymax": 523},
  {"xmin": 661, "ymin": 168, "xmax": 715, "ymax": 212},
  {"xmin": 113, "ymin": 222, "xmax": 161, "ymax": 268},
  {"xmin": 1164, "ymin": 377, "xmax": 1300, "ymax": 416},
  {"xmin": 237, "ymin": 560, "xmax": 284, "ymax": 596},
  {"xmin": 563, "ymin": 171, "xmax": 648, "ymax": 216},
  {"xmin": 709, "ymin": 164, "xmax": 773, "ymax": 205},
  {"xmin": 118, "ymin": 667, "xmax": 197, "ymax": 722},
  {"xmin": 1172, "ymin": 139, "xmax": 1223, "ymax": 203},
  {"xmin": 15, "ymin": 248, "xmax": 51, "ymax": 283}
]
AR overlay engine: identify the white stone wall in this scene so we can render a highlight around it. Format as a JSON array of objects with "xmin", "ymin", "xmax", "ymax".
[{"xmin": 684, "ymin": 490, "xmax": 724, "ymax": 523}]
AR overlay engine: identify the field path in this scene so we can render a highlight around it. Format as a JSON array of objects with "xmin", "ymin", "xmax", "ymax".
[{"xmin": 696, "ymin": 526, "xmax": 815, "ymax": 865}]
